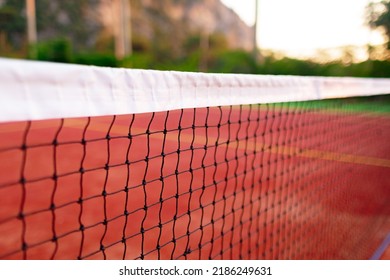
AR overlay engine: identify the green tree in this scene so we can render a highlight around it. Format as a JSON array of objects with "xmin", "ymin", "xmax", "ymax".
[
  {"xmin": 0, "ymin": 0, "xmax": 103, "ymax": 54},
  {"xmin": 367, "ymin": 1, "xmax": 390, "ymax": 49},
  {"xmin": 0, "ymin": 0, "xmax": 25, "ymax": 50},
  {"xmin": 34, "ymin": 0, "xmax": 103, "ymax": 52}
]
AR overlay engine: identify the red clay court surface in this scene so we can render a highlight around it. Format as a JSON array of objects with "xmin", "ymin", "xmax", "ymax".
[
  {"xmin": 380, "ymin": 245, "xmax": 390, "ymax": 260},
  {"xmin": 0, "ymin": 104, "xmax": 389, "ymax": 260}
]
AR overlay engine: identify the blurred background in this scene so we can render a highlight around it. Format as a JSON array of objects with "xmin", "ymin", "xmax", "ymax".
[{"xmin": 0, "ymin": 0, "xmax": 389, "ymax": 77}]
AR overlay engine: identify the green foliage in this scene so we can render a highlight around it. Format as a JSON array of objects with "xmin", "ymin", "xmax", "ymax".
[
  {"xmin": 286, "ymin": 95, "xmax": 390, "ymax": 114},
  {"xmin": 119, "ymin": 53, "xmax": 154, "ymax": 69},
  {"xmin": 132, "ymin": 35, "xmax": 151, "ymax": 53},
  {"xmin": 367, "ymin": 1, "xmax": 390, "ymax": 49},
  {"xmin": 184, "ymin": 35, "xmax": 202, "ymax": 53},
  {"xmin": 362, "ymin": 59, "xmax": 390, "ymax": 77},
  {"xmin": 209, "ymin": 50, "xmax": 257, "ymax": 74},
  {"xmin": 0, "ymin": 0, "xmax": 103, "ymax": 56},
  {"xmin": 35, "ymin": 38, "xmax": 73, "ymax": 63},
  {"xmin": 14, "ymin": 32, "xmax": 390, "ymax": 78},
  {"xmin": 257, "ymin": 56, "xmax": 322, "ymax": 76},
  {"xmin": 209, "ymin": 33, "xmax": 229, "ymax": 51},
  {"xmin": 74, "ymin": 53, "xmax": 118, "ymax": 67},
  {"xmin": 0, "ymin": 0, "xmax": 25, "ymax": 49},
  {"xmin": 0, "ymin": 1, "xmax": 24, "ymax": 32},
  {"xmin": 1, "ymin": 0, "xmax": 389, "ymax": 77},
  {"xmin": 33, "ymin": 0, "xmax": 103, "ymax": 52}
]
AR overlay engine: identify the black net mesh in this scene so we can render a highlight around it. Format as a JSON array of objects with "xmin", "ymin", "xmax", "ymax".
[{"xmin": 0, "ymin": 96, "xmax": 390, "ymax": 260}]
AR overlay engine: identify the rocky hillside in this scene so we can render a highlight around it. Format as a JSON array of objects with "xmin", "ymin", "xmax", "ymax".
[
  {"xmin": 1, "ymin": 0, "xmax": 254, "ymax": 56},
  {"xmin": 99, "ymin": 0, "xmax": 254, "ymax": 52}
]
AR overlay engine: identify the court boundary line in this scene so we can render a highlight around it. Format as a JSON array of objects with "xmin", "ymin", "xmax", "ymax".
[
  {"xmin": 62, "ymin": 119, "xmax": 390, "ymax": 169},
  {"xmin": 2, "ymin": 117, "xmax": 389, "ymax": 168},
  {"xmin": 370, "ymin": 232, "xmax": 390, "ymax": 260}
]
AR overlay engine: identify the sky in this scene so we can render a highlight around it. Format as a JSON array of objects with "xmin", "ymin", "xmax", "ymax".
[{"xmin": 221, "ymin": 0, "xmax": 385, "ymax": 60}]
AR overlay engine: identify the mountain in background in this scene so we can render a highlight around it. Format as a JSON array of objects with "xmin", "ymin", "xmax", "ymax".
[
  {"xmin": 0, "ymin": 0, "xmax": 254, "ymax": 56},
  {"xmin": 99, "ymin": 0, "xmax": 254, "ymax": 52},
  {"xmin": 1, "ymin": 1, "xmax": 390, "ymax": 78}
]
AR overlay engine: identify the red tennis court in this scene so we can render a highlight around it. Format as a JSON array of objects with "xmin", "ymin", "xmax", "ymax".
[{"xmin": 1, "ymin": 104, "xmax": 389, "ymax": 260}]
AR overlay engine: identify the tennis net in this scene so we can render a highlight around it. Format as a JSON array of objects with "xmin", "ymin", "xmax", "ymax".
[{"xmin": 0, "ymin": 58, "xmax": 389, "ymax": 260}]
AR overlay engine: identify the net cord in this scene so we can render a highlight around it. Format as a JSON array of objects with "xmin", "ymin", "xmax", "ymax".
[{"xmin": 1, "ymin": 58, "xmax": 390, "ymax": 123}]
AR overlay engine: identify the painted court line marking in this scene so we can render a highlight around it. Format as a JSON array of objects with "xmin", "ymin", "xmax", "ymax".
[
  {"xmin": 1, "ymin": 118, "xmax": 389, "ymax": 168},
  {"xmin": 67, "ymin": 119, "xmax": 390, "ymax": 169},
  {"xmin": 370, "ymin": 232, "xmax": 390, "ymax": 260}
]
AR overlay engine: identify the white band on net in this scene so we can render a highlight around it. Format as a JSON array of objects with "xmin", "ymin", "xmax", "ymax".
[{"xmin": 1, "ymin": 58, "xmax": 390, "ymax": 122}]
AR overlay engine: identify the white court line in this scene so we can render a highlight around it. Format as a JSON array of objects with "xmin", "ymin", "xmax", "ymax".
[{"xmin": 370, "ymin": 232, "xmax": 390, "ymax": 260}]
